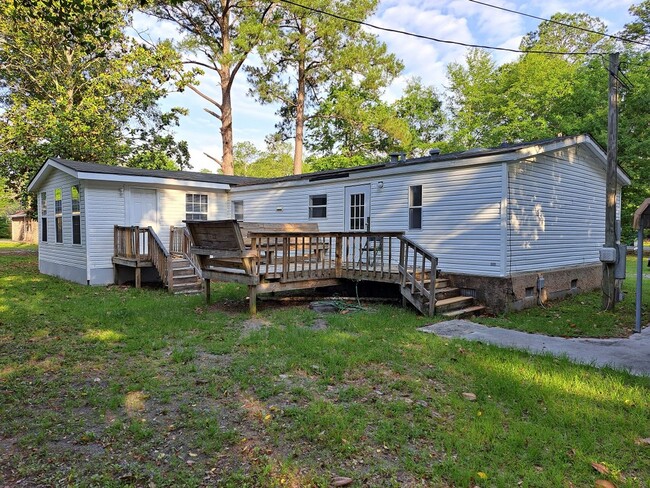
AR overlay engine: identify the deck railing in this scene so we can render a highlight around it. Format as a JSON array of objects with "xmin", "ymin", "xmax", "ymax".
[
  {"xmin": 114, "ymin": 225, "xmax": 150, "ymax": 262},
  {"xmin": 114, "ymin": 225, "xmax": 172, "ymax": 289},
  {"xmin": 399, "ymin": 236, "xmax": 438, "ymax": 316},
  {"xmin": 248, "ymin": 231, "xmax": 405, "ymax": 283}
]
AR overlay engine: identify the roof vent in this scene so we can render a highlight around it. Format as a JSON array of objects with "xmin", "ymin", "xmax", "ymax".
[
  {"xmin": 429, "ymin": 148, "xmax": 441, "ymax": 156},
  {"xmin": 389, "ymin": 152, "xmax": 407, "ymax": 163}
]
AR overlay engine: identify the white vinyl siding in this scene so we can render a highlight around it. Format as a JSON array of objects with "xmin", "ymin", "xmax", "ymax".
[
  {"xmin": 233, "ymin": 164, "xmax": 505, "ymax": 276},
  {"xmin": 158, "ymin": 187, "xmax": 227, "ymax": 248},
  {"xmin": 507, "ymin": 149, "xmax": 606, "ymax": 274},
  {"xmin": 84, "ymin": 184, "xmax": 228, "ymax": 279},
  {"xmin": 37, "ymin": 171, "xmax": 87, "ymax": 274},
  {"xmin": 84, "ymin": 182, "xmax": 126, "ymax": 275}
]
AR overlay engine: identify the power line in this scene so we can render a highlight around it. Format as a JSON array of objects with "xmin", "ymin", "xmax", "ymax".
[
  {"xmin": 276, "ymin": 0, "xmax": 606, "ymax": 56},
  {"xmin": 466, "ymin": 0, "xmax": 650, "ymax": 49}
]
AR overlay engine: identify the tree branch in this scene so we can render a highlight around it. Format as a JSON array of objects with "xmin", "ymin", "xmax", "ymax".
[
  {"xmin": 188, "ymin": 85, "xmax": 222, "ymax": 110},
  {"xmin": 203, "ymin": 107, "xmax": 222, "ymax": 120},
  {"xmin": 203, "ymin": 152, "xmax": 222, "ymax": 167}
]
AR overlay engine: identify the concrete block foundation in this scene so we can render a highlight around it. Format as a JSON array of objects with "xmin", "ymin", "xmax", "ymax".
[{"xmin": 442, "ymin": 264, "xmax": 602, "ymax": 314}]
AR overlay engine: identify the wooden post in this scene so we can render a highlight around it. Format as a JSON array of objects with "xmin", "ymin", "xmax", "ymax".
[
  {"xmin": 335, "ymin": 236, "xmax": 343, "ymax": 278},
  {"xmin": 205, "ymin": 278, "xmax": 211, "ymax": 304},
  {"xmin": 167, "ymin": 258, "xmax": 174, "ymax": 293},
  {"xmin": 135, "ymin": 267, "xmax": 141, "ymax": 289},
  {"xmin": 249, "ymin": 285, "xmax": 257, "ymax": 314},
  {"xmin": 603, "ymin": 52, "xmax": 619, "ymax": 311}
]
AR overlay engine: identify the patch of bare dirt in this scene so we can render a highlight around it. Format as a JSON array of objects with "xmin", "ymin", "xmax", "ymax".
[
  {"xmin": 240, "ymin": 318, "xmax": 270, "ymax": 338},
  {"xmin": 0, "ymin": 249, "xmax": 37, "ymax": 255}
]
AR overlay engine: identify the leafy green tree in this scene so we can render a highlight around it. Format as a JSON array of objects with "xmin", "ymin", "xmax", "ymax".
[
  {"xmin": 0, "ymin": 0, "xmax": 191, "ymax": 208},
  {"xmin": 147, "ymin": 0, "xmax": 276, "ymax": 175},
  {"xmin": 233, "ymin": 139, "xmax": 295, "ymax": 178},
  {"xmin": 306, "ymin": 80, "xmax": 410, "ymax": 161},
  {"xmin": 392, "ymin": 77, "xmax": 447, "ymax": 157},
  {"xmin": 305, "ymin": 153, "xmax": 374, "ymax": 172},
  {"xmin": 520, "ymin": 13, "xmax": 608, "ymax": 55},
  {"xmin": 623, "ymin": 0, "xmax": 650, "ymax": 44},
  {"xmin": 247, "ymin": 0, "xmax": 402, "ymax": 174},
  {"xmin": 446, "ymin": 48, "xmax": 503, "ymax": 150}
]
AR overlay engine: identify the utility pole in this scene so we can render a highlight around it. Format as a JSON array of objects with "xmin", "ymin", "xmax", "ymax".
[{"xmin": 603, "ymin": 52, "xmax": 619, "ymax": 311}]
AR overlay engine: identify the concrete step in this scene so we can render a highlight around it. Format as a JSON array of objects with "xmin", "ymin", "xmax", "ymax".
[
  {"xmin": 435, "ymin": 295, "xmax": 474, "ymax": 312},
  {"xmin": 442, "ymin": 305, "xmax": 486, "ymax": 319}
]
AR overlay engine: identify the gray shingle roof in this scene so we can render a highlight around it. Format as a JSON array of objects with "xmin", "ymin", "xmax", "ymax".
[{"xmin": 51, "ymin": 158, "xmax": 264, "ymax": 186}]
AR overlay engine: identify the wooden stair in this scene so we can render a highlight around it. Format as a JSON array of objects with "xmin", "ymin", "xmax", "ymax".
[
  {"xmin": 400, "ymin": 275, "xmax": 486, "ymax": 318},
  {"xmin": 170, "ymin": 256, "xmax": 203, "ymax": 294},
  {"xmin": 437, "ymin": 275, "xmax": 485, "ymax": 318}
]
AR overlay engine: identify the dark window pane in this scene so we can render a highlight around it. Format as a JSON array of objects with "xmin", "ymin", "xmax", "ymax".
[
  {"xmin": 311, "ymin": 195, "xmax": 326, "ymax": 206},
  {"xmin": 41, "ymin": 218, "xmax": 47, "ymax": 242},
  {"xmin": 410, "ymin": 185, "xmax": 422, "ymax": 207},
  {"xmin": 409, "ymin": 208, "xmax": 422, "ymax": 230},
  {"xmin": 310, "ymin": 207, "xmax": 326, "ymax": 218},
  {"xmin": 72, "ymin": 215, "xmax": 81, "ymax": 244}
]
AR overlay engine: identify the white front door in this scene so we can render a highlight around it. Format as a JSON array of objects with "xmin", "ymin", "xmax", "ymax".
[
  {"xmin": 129, "ymin": 188, "xmax": 158, "ymax": 255},
  {"xmin": 130, "ymin": 188, "xmax": 158, "ymax": 230},
  {"xmin": 344, "ymin": 184, "xmax": 371, "ymax": 232}
]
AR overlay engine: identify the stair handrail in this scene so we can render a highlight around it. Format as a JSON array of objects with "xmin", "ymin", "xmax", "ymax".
[
  {"xmin": 147, "ymin": 226, "xmax": 173, "ymax": 291},
  {"xmin": 181, "ymin": 226, "xmax": 203, "ymax": 278},
  {"xmin": 398, "ymin": 235, "xmax": 438, "ymax": 316}
]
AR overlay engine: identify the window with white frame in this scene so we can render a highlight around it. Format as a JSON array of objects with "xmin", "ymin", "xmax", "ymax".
[
  {"xmin": 71, "ymin": 185, "xmax": 81, "ymax": 244},
  {"xmin": 309, "ymin": 194, "xmax": 327, "ymax": 219},
  {"xmin": 41, "ymin": 191, "xmax": 48, "ymax": 242},
  {"xmin": 55, "ymin": 188, "xmax": 63, "ymax": 243},
  {"xmin": 186, "ymin": 193, "xmax": 208, "ymax": 221},
  {"xmin": 409, "ymin": 185, "xmax": 422, "ymax": 230},
  {"xmin": 232, "ymin": 200, "xmax": 244, "ymax": 221}
]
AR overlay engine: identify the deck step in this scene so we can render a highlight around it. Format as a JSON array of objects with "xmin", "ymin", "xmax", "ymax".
[
  {"xmin": 174, "ymin": 273, "xmax": 201, "ymax": 283},
  {"xmin": 435, "ymin": 295, "xmax": 474, "ymax": 312},
  {"xmin": 173, "ymin": 266, "xmax": 196, "ymax": 277},
  {"xmin": 442, "ymin": 305, "xmax": 486, "ymax": 319},
  {"xmin": 172, "ymin": 282, "xmax": 203, "ymax": 294},
  {"xmin": 435, "ymin": 287, "xmax": 459, "ymax": 300}
]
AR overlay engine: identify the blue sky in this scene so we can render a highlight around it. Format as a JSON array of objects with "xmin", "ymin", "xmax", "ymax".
[{"xmin": 134, "ymin": 0, "xmax": 640, "ymax": 172}]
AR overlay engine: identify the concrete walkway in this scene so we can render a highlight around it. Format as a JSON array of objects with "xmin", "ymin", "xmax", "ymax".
[{"xmin": 418, "ymin": 320, "xmax": 650, "ymax": 377}]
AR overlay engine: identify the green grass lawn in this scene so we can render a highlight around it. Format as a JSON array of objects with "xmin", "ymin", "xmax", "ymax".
[
  {"xmin": 0, "ymin": 238, "xmax": 37, "ymax": 251},
  {"xmin": 476, "ymin": 256, "xmax": 650, "ymax": 338},
  {"xmin": 1, "ymin": 246, "xmax": 649, "ymax": 487}
]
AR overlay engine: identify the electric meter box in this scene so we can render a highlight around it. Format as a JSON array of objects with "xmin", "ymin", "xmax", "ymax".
[{"xmin": 599, "ymin": 247, "xmax": 617, "ymax": 263}]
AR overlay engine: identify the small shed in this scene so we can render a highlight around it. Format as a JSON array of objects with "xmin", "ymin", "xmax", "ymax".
[{"xmin": 10, "ymin": 211, "xmax": 38, "ymax": 243}]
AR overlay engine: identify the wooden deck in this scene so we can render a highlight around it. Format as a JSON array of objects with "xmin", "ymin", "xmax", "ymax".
[
  {"xmin": 186, "ymin": 220, "xmax": 441, "ymax": 316},
  {"xmin": 113, "ymin": 221, "xmax": 485, "ymax": 317}
]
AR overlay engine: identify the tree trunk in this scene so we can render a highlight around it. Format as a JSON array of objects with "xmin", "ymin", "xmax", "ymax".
[
  {"xmin": 293, "ymin": 22, "xmax": 306, "ymax": 175},
  {"xmin": 218, "ymin": 0, "xmax": 234, "ymax": 175},
  {"xmin": 220, "ymin": 74, "xmax": 234, "ymax": 175}
]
